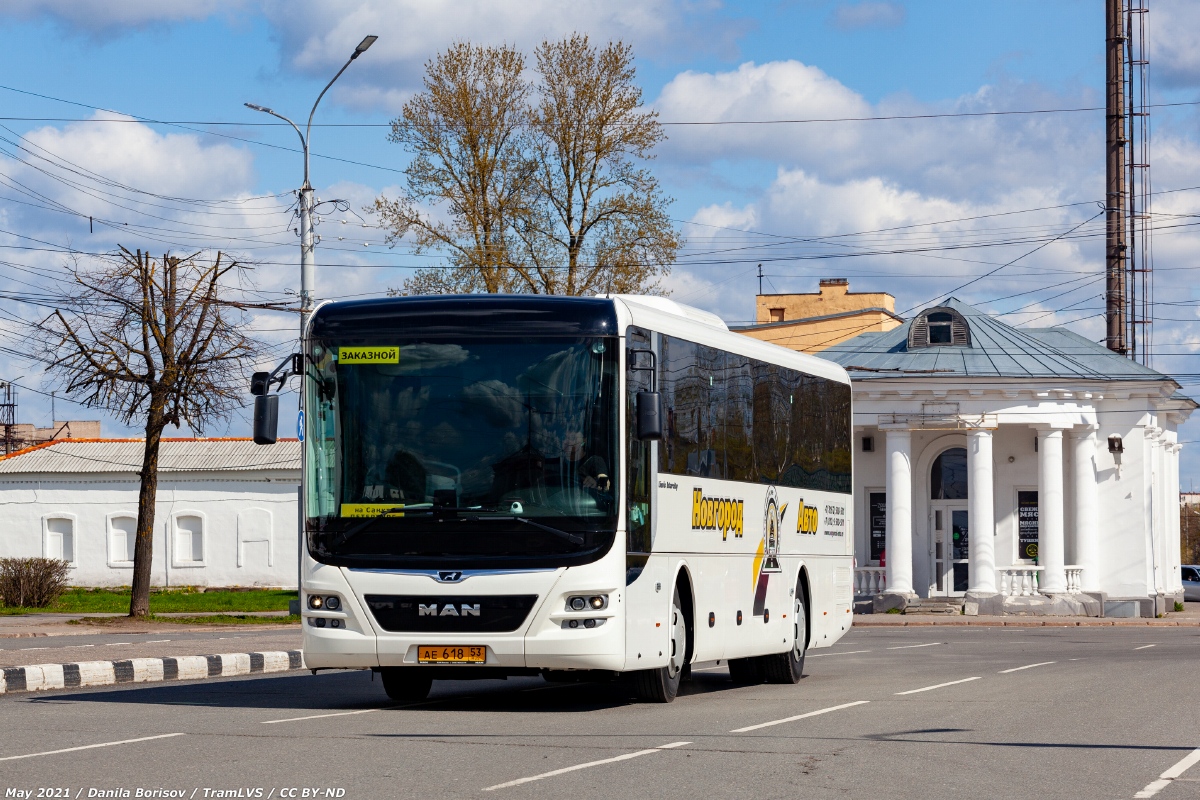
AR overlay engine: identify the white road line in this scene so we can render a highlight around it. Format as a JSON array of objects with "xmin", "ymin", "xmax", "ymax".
[
  {"xmin": 0, "ymin": 733, "xmax": 185, "ymax": 762},
  {"xmin": 730, "ymin": 700, "xmax": 870, "ymax": 733},
  {"xmin": 1134, "ymin": 746, "xmax": 1200, "ymax": 798},
  {"xmin": 261, "ymin": 708, "xmax": 380, "ymax": 725},
  {"xmin": 895, "ymin": 677, "xmax": 981, "ymax": 695},
  {"xmin": 887, "ymin": 643, "xmax": 942, "ymax": 650},
  {"xmin": 483, "ymin": 742, "xmax": 691, "ymax": 791},
  {"xmin": 145, "ymin": 640, "xmax": 170, "ymax": 644},
  {"xmin": 105, "ymin": 642, "xmax": 133, "ymax": 646},
  {"xmin": 1135, "ymin": 644, "xmax": 1157, "ymax": 651},
  {"xmin": 808, "ymin": 650, "xmax": 872, "ymax": 658},
  {"xmin": 18, "ymin": 647, "xmax": 48, "ymax": 651},
  {"xmin": 998, "ymin": 662, "xmax": 1056, "ymax": 674}
]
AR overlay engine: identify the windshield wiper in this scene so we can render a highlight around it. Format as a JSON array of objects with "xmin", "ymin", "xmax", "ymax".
[{"xmin": 461, "ymin": 515, "xmax": 585, "ymax": 546}]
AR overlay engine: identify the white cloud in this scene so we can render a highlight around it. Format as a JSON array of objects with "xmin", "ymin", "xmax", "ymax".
[
  {"xmin": 830, "ymin": 2, "xmax": 905, "ymax": 31},
  {"xmin": 1151, "ymin": 0, "xmax": 1200, "ymax": 89}
]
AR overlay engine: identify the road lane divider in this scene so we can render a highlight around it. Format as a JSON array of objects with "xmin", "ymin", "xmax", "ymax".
[
  {"xmin": 483, "ymin": 741, "xmax": 692, "ymax": 791},
  {"xmin": 808, "ymin": 650, "xmax": 872, "ymax": 658},
  {"xmin": 998, "ymin": 662, "xmax": 1056, "ymax": 673},
  {"xmin": 886, "ymin": 643, "xmax": 943, "ymax": 650},
  {"xmin": 1134, "ymin": 645, "xmax": 1157, "ymax": 650},
  {"xmin": 0, "ymin": 733, "xmax": 186, "ymax": 762},
  {"xmin": 0, "ymin": 650, "xmax": 304, "ymax": 694},
  {"xmin": 262, "ymin": 708, "xmax": 381, "ymax": 725},
  {"xmin": 730, "ymin": 700, "xmax": 870, "ymax": 733},
  {"xmin": 894, "ymin": 677, "xmax": 981, "ymax": 695},
  {"xmin": 1134, "ymin": 746, "xmax": 1200, "ymax": 798}
]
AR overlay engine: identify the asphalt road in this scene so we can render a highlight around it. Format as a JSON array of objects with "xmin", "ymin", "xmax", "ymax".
[{"xmin": 2, "ymin": 626, "xmax": 1198, "ymax": 800}]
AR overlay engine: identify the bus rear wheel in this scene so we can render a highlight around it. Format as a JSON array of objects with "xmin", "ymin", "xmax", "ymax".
[
  {"xmin": 380, "ymin": 668, "xmax": 433, "ymax": 702},
  {"xmin": 633, "ymin": 587, "xmax": 687, "ymax": 703},
  {"xmin": 763, "ymin": 586, "xmax": 807, "ymax": 684}
]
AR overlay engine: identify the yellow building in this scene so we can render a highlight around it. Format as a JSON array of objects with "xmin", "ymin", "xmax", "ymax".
[{"xmin": 731, "ymin": 278, "xmax": 903, "ymax": 353}]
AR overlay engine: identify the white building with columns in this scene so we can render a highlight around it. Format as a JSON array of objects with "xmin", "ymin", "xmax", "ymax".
[{"xmin": 822, "ymin": 299, "xmax": 1195, "ymax": 617}]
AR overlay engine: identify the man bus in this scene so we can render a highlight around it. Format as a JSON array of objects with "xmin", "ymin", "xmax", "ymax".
[{"xmin": 254, "ymin": 294, "xmax": 854, "ymax": 703}]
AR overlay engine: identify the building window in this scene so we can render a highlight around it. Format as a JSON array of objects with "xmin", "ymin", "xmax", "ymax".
[
  {"xmin": 109, "ymin": 516, "xmax": 137, "ymax": 565},
  {"xmin": 174, "ymin": 514, "xmax": 204, "ymax": 564},
  {"xmin": 907, "ymin": 306, "xmax": 971, "ymax": 349},
  {"xmin": 44, "ymin": 517, "xmax": 75, "ymax": 563},
  {"xmin": 930, "ymin": 448, "xmax": 968, "ymax": 499},
  {"xmin": 770, "ymin": 308, "xmax": 785, "ymax": 323}
]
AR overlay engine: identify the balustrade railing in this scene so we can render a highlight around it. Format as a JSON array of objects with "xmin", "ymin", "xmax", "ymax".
[
  {"xmin": 1064, "ymin": 566, "xmax": 1083, "ymax": 594},
  {"xmin": 998, "ymin": 566, "xmax": 1042, "ymax": 597},
  {"xmin": 854, "ymin": 567, "xmax": 887, "ymax": 596}
]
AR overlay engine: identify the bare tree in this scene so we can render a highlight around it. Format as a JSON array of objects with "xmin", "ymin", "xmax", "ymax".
[
  {"xmin": 515, "ymin": 34, "xmax": 680, "ymax": 296},
  {"xmin": 377, "ymin": 35, "xmax": 682, "ymax": 297},
  {"xmin": 40, "ymin": 248, "xmax": 258, "ymax": 617},
  {"xmin": 374, "ymin": 42, "xmax": 532, "ymax": 295}
]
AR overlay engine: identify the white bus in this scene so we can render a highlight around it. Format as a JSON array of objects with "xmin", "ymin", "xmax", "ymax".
[{"xmin": 253, "ymin": 294, "xmax": 854, "ymax": 703}]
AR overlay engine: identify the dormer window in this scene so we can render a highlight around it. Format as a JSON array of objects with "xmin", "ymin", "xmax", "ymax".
[{"xmin": 908, "ymin": 306, "xmax": 971, "ymax": 349}]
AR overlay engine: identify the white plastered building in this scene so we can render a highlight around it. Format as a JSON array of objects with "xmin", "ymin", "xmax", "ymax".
[
  {"xmin": 821, "ymin": 299, "xmax": 1195, "ymax": 617},
  {"xmin": 0, "ymin": 438, "xmax": 300, "ymax": 589}
]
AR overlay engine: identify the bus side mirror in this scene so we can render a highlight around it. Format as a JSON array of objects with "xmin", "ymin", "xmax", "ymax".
[
  {"xmin": 253, "ymin": 394, "xmax": 279, "ymax": 445},
  {"xmin": 250, "ymin": 371, "xmax": 270, "ymax": 396},
  {"xmin": 636, "ymin": 391, "xmax": 662, "ymax": 441}
]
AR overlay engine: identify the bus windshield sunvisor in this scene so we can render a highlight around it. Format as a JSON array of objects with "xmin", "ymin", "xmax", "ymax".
[{"xmin": 303, "ymin": 336, "xmax": 619, "ymax": 566}]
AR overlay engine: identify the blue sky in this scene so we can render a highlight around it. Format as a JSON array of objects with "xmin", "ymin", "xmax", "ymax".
[{"xmin": 1, "ymin": 0, "xmax": 1199, "ymax": 480}]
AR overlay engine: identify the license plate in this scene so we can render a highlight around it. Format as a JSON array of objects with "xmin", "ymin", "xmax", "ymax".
[{"xmin": 418, "ymin": 645, "xmax": 486, "ymax": 664}]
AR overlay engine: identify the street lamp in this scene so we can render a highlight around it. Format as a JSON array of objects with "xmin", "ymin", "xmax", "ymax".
[{"xmin": 245, "ymin": 34, "xmax": 378, "ymax": 337}]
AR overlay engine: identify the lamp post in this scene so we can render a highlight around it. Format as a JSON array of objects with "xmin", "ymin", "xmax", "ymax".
[{"xmin": 246, "ymin": 34, "xmax": 378, "ymax": 337}]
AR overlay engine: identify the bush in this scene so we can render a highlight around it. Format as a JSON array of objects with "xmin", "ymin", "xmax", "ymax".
[
  {"xmin": 1175, "ymin": 601, "xmax": 1185, "ymax": 613},
  {"xmin": 0, "ymin": 558, "xmax": 73, "ymax": 608}
]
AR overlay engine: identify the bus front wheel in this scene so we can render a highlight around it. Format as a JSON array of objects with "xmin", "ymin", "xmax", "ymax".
[
  {"xmin": 632, "ymin": 587, "xmax": 688, "ymax": 703},
  {"xmin": 380, "ymin": 668, "xmax": 433, "ymax": 702}
]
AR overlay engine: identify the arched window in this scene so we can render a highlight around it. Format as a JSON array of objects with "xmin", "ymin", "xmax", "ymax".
[
  {"xmin": 908, "ymin": 307, "xmax": 971, "ymax": 349},
  {"xmin": 931, "ymin": 448, "xmax": 968, "ymax": 499}
]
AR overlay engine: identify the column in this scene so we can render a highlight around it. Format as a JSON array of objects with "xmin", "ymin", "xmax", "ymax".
[
  {"xmin": 1037, "ymin": 428, "xmax": 1066, "ymax": 594},
  {"xmin": 1071, "ymin": 425, "xmax": 1101, "ymax": 592},
  {"xmin": 967, "ymin": 428, "xmax": 996, "ymax": 593},
  {"xmin": 884, "ymin": 427, "xmax": 914, "ymax": 595},
  {"xmin": 1171, "ymin": 443, "xmax": 1184, "ymax": 592}
]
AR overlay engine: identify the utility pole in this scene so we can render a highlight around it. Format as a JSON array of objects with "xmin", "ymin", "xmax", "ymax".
[
  {"xmin": 246, "ymin": 35, "xmax": 378, "ymax": 339},
  {"xmin": 1105, "ymin": 0, "xmax": 1127, "ymax": 355},
  {"xmin": 757, "ymin": 264, "xmax": 763, "ymax": 296}
]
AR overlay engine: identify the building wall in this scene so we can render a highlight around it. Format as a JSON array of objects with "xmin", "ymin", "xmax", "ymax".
[
  {"xmin": 755, "ymin": 280, "xmax": 896, "ymax": 323},
  {"xmin": 850, "ymin": 385, "xmax": 1182, "ymax": 603},
  {"xmin": 0, "ymin": 473, "xmax": 299, "ymax": 588},
  {"xmin": 737, "ymin": 310, "xmax": 901, "ymax": 353}
]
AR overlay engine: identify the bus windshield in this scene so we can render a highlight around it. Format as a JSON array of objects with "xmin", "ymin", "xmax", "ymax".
[{"xmin": 304, "ymin": 335, "xmax": 620, "ymax": 568}]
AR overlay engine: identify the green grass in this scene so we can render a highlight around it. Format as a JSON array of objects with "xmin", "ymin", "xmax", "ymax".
[
  {"xmin": 68, "ymin": 613, "xmax": 301, "ymax": 626},
  {"xmin": 0, "ymin": 588, "xmax": 297, "ymax": 615}
]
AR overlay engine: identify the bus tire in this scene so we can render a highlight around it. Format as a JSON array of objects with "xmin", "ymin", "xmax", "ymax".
[
  {"xmin": 380, "ymin": 668, "xmax": 433, "ymax": 702},
  {"xmin": 633, "ymin": 587, "xmax": 687, "ymax": 703},
  {"xmin": 763, "ymin": 584, "xmax": 807, "ymax": 684},
  {"xmin": 727, "ymin": 657, "xmax": 763, "ymax": 685}
]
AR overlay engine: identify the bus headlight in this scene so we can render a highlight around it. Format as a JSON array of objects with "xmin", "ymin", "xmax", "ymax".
[
  {"xmin": 567, "ymin": 595, "xmax": 608, "ymax": 611},
  {"xmin": 308, "ymin": 595, "xmax": 323, "ymax": 609}
]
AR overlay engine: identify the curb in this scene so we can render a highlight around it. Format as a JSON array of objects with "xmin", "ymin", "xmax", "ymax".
[{"xmin": 0, "ymin": 650, "xmax": 305, "ymax": 695}]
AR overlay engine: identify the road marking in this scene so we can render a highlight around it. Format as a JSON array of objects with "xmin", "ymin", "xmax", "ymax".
[
  {"xmin": 18, "ymin": 647, "xmax": 48, "ymax": 651},
  {"xmin": 0, "ymin": 733, "xmax": 185, "ymax": 762},
  {"xmin": 895, "ymin": 677, "xmax": 981, "ymax": 695},
  {"xmin": 998, "ymin": 662, "xmax": 1056, "ymax": 674},
  {"xmin": 145, "ymin": 640, "xmax": 170, "ymax": 643},
  {"xmin": 1134, "ymin": 746, "xmax": 1200, "ymax": 798},
  {"xmin": 887, "ymin": 643, "xmax": 942, "ymax": 650},
  {"xmin": 483, "ymin": 741, "xmax": 691, "ymax": 791},
  {"xmin": 1134, "ymin": 645, "xmax": 1157, "ymax": 651},
  {"xmin": 808, "ymin": 650, "xmax": 871, "ymax": 658},
  {"xmin": 261, "ymin": 708, "xmax": 380, "ymax": 725},
  {"xmin": 105, "ymin": 642, "xmax": 133, "ymax": 646},
  {"xmin": 730, "ymin": 700, "xmax": 870, "ymax": 733}
]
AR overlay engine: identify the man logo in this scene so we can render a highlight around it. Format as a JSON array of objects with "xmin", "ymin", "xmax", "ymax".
[
  {"xmin": 436, "ymin": 571, "xmax": 464, "ymax": 583},
  {"xmin": 418, "ymin": 603, "xmax": 481, "ymax": 617}
]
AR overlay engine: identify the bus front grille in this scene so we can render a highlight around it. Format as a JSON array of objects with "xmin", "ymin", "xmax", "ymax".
[{"xmin": 364, "ymin": 595, "xmax": 539, "ymax": 633}]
